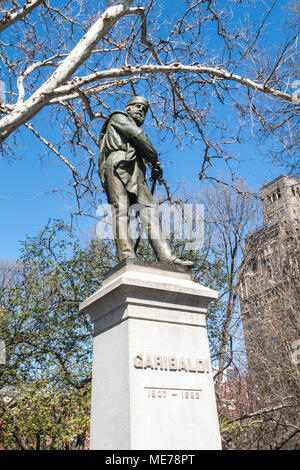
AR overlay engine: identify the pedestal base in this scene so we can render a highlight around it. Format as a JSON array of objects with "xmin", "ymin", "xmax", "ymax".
[{"xmin": 79, "ymin": 260, "xmax": 222, "ymax": 450}]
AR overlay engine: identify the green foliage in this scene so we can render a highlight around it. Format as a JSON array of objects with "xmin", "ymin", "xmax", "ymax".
[
  {"xmin": 0, "ymin": 380, "xmax": 91, "ymax": 450},
  {"xmin": 0, "ymin": 220, "xmax": 116, "ymax": 449},
  {"xmin": 220, "ymin": 421, "xmax": 261, "ymax": 450}
]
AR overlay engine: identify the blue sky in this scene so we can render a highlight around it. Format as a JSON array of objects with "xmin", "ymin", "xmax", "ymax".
[
  {"xmin": 0, "ymin": 0, "xmax": 294, "ymax": 261},
  {"xmin": 0, "ymin": 132, "xmax": 69, "ymax": 260}
]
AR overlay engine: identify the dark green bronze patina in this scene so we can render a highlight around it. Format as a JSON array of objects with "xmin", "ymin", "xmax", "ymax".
[{"xmin": 98, "ymin": 96, "xmax": 193, "ymax": 267}]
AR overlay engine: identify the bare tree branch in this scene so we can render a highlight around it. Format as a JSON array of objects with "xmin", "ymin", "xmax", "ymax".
[
  {"xmin": 0, "ymin": 1, "xmax": 141, "ymax": 142},
  {"xmin": 0, "ymin": 0, "xmax": 44, "ymax": 33},
  {"xmin": 24, "ymin": 122, "xmax": 79, "ymax": 176},
  {"xmin": 50, "ymin": 63, "xmax": 299, "ymax": 105}
]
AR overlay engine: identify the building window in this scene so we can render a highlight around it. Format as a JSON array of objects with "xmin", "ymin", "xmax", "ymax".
[
  {"xmin": 268, "ymin": 265, "xmax": 272, "ymax": 279},
  {"xmin": 248, "ymin": 257, "xmax": 257, "ymax": 272}
]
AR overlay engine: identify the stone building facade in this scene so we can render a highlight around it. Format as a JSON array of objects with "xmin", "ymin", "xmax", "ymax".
[{"xmin": 239, "ymin": 175, "xmax": 300, "ymax": 388}]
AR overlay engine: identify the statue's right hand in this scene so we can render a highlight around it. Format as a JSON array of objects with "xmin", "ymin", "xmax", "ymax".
[{"xmin": 151, "ymin": 162, "xmax": 163, "ymax": 180}]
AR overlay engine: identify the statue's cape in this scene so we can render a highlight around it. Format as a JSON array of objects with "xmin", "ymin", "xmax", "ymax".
[
  {"xmin": 98, "ymin": 110, "xmax": 129, "ymax": 188},
  {"xmin": 98, "ymin": 110, "xmax": 129, "ymax": 146},
  {"xmin": 98, "ymin": 110, "xmax": 156, "ymax": 207}
]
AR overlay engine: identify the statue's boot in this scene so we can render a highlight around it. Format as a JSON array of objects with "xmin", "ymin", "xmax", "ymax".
[
  {"xmin": 115, "ymin": 199, "xmax": 137, "ymax": 261},
  {"xmin": 169, "ymin": 257, "xmax": 194, "ymax": 267},
  {"xmin": 140, "ymin": 206, "xmax": 194, "ymax": 267}
]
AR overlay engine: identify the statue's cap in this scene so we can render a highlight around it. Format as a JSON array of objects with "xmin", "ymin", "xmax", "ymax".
[{"xmin": 126, "ymin": 95, "xmax": 149, "ymax": 109}]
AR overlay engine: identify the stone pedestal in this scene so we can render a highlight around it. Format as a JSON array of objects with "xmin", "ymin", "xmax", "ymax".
[{"xmin": 79, "ymin": 259, "xmax": 222, "ymax": 450}]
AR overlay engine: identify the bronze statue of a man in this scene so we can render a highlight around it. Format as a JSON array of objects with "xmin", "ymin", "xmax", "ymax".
[{"xmin": 98, "ymin": 95, "xmax": 193, "ymax": 267}]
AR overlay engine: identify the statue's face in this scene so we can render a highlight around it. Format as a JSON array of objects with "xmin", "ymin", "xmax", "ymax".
[{"xmin": 126, "ymin": 102, "xmax": 148, "ymax": 126}]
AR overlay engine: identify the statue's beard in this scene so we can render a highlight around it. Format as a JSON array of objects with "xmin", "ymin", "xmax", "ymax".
[
  {"xmin": 128, "ymin": 110, "xmax": 145, "ymax": 127},
  {"xmin": 134, "ymin": 115, "xmax": 145, "ymax": 126}
]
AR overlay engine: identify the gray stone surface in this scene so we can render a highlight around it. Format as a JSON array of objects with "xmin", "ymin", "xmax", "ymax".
[
  {"xmin": 80, "ymin": 262, "xmax": 221, "ymax": 450},
  {"xmin": 102, "ymin": 257, "xmax": 192, "ymax": 284}
]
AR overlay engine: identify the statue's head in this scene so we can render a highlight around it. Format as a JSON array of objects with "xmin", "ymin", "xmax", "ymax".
[{"xmin": 125, "ymin": 96, "xmax": 149, "ymax": 127}]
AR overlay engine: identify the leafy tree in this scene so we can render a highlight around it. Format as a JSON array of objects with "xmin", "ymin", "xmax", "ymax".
[{"xmin": 0, "ymin": 220, "xmax": 116, "ymax": 449}]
